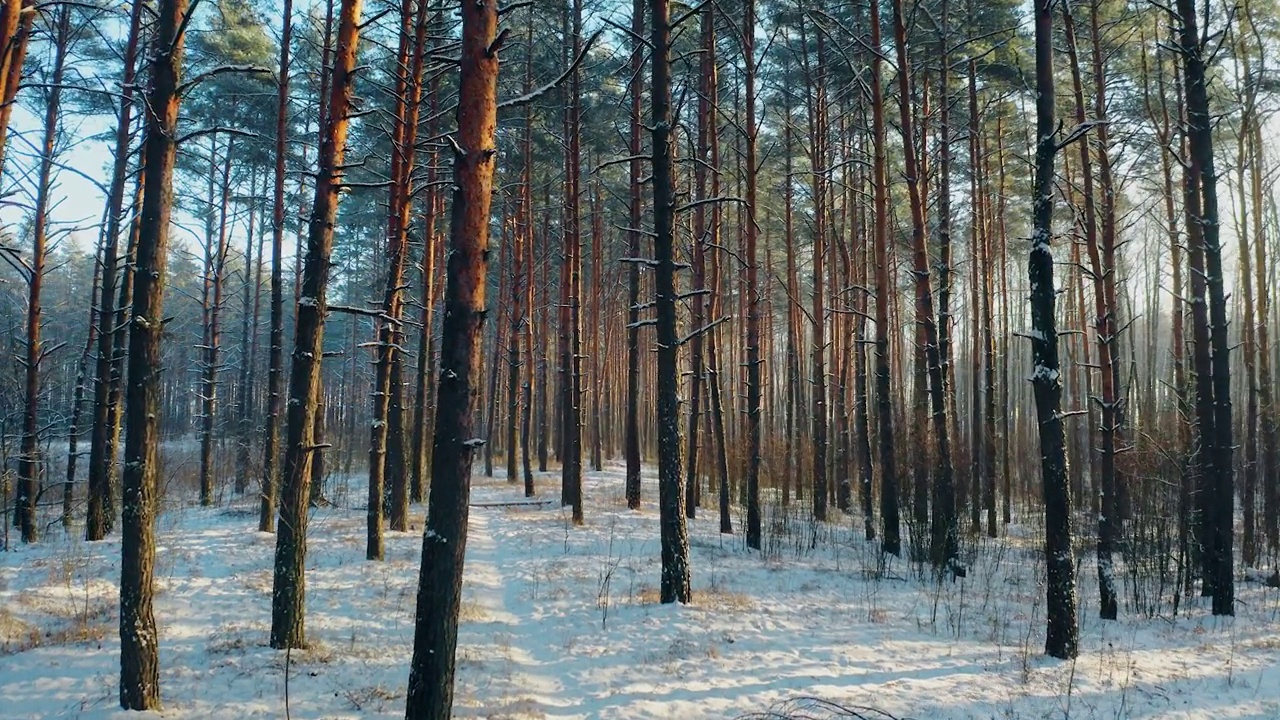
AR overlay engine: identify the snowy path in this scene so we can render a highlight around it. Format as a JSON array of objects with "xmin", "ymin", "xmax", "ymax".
[{"xmin": 452, "ymin": 507, "xmax": 575, "ymax": 717}]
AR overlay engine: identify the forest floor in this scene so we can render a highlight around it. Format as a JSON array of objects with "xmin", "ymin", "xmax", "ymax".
[{"xmin": 2, "ymin": 463, "xmax": 1279, "ymax": 719}]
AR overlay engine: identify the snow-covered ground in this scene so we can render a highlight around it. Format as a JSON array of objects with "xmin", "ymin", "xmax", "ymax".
[{"xmin": 2, "ymin": 464, "xmax": 1278, "ymax": 719}]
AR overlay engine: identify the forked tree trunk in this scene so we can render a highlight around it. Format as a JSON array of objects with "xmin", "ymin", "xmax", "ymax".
[
  {"xmin": 1177, "ymin": 0, "xmax": 1233, "ymax": 616},
  {"xmin": 686, "ymin": 11, "xmax": 713, "ymax": 517},
  {"xmin": 1062, "ymin": 0, "xmax": 1117, "ymax": 620},
  {"xmin": 235, "ymin": 171, "xmax": 262, "ymax": 496},
  {"xmin": 119, "ymin": 0, "xmax": 189, "ymax": 706},
  {"xmin": 589, "ymin": 177, "xmax": 604, "ymax": 474},
  {"xmin": 798, "ymin": 15, "xmax": 828, "ymax": 523},
  {"xmin": 698, "ymin": 2, "xmax": 730, "ymax": 535},
  {"xmin": 199, "ymin": 138, "xmax": 234, "ymax": 508},
  {"xmin": 404, "ymin": 0, "xmax": 499, "ymax": 715},
  {"xmin": 411, "ymin": 30, "xmax": 442, "ymax": 504},
  {"xmin": 1233, "ymin": 30, "xmax": 1260, "ymax": 566},
  {"xmin": 375, "ymin": 0, "xmax": 431, "ymax": 543},
  {"xmin": 261, "ymin": 0, "xmax": 296, "ymax": 533},
  {"xmin": 270, "ymin": 0, "xmax": 363, "ymax": 650},
  {"xmin": 16, "ymin": 3, "xmax": 71, "ymax": 544},
  {"xmin": 892, "ymin": 0, "xmax": 955, "ymax": 570},
  {"xmin": 86, "ymin": 0, "xmax": 145, "ymax": 541}
]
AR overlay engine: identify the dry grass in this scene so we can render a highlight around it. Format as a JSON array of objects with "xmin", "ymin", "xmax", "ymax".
[
  {"xmin": 0, "ymin": 608, "xmax": 40, "ymax": 656},
  {"xmin": 632, "ymin": 583, "xmax": 753, "ymax": 612},
  {"xmin": 0, "ymin": 596, "xmax": 112, "ymax": 655},
  {"xmin": 459, "ymin": 599, "xmax": 491, "ymax": 623}
]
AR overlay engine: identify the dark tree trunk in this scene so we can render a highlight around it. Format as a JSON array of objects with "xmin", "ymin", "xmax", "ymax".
[
  {"xmin": 557, "ymin": 0, "xmax": 584, "ymax": 523},
  {"xmin": 261, "ymin": 0, "xmax": 296, "ymax": 533},
  {"xmin": 624, "ymin": 0, "xmax": 644, "ymax": 510},
  {"xmin": 404, "ymin": 0, "xmax": 498, "ymax": 714},
  {"xmin": 1177, "ymin": 0, "xmax": 1233, "ymax": 616},
  {"xmin": 742, "ymin": 0, "xmax": 762, "ymax": 551},
  {"xmin": 650, "ymin": 0, "xmax": 693, "ymax": 603},
  {"xmin": 119, "ymin": 0, "xmax": 189, "ymax": 705},
  {"xmin": 870, "ymin": 0, "xmax": 899, "ymax": 556},
  {"xmin": 520, "ymin": 20, "xmax": 535, "ymax": 498},
  {"xmin": 1028, "ymin": 0, "xmax": 1078, "ymax": 660}
]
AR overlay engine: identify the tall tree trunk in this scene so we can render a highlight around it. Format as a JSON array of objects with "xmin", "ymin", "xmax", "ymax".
[
  {"xmin": 742, "ymin": 0, "xmax": 762, "ymax": 551},
  {"xmin": 484, "ymin": 227, "xmax": 509, "ymax": 479},
  {"xmin": 87, "ymin": 0, "xmax": 144, "ymax": 541},
  {"xmin": 411, "ymin": 33, "xmax": 442, "ymax": 504},
  {"xmin": 404, "ymin": 0, "xmax": 498, "ymax": 713},
  {"xmin": 119, "ymin": 0, "xmax": 189, "ymax": 705},
  {"xmin": 0, "ymin": 0, "xmax": 34, "ymax": 175},
  {"xmin": 892, "ymin": 0, "xmax": 956, "ymax": 570},
  {"xmin": 624, "ymin": 0, "xmax": 644, "ymax": 509},
  {"xmin": 558, "ymin": 0, "xmax": 584, "ymax": 523},
  {"xmin": 269, "ymin": 0, "xmax": 363, "ymax": 650},
  {"xmin": 650, "ymin": 0, "xmax": 693, "ymax": 602},
  {"xmin": 67, "ymin": 237, "xmax": 104, "ymax": 529},
  {"xmin": 980, "ymin": 113, "xmax": 998, "ymax": 540},
  {"xmin": 935, "ymin": 3, "xmax": 959, "ymax": 534},
  {"xmin": 508, "ymin": 103, "xmax": 528, "ymax": 486},
  {"xmin": 261, "ymin": 0, "xmax": 296, "ymax": 533},
  {"xmin": 799, "ymin": 15, "xmax": 828, "ymax": 523},
  {"xmin": 1250, "ymin": 122, "xmax": 1277, "ymax": 553},
  {"xmin": 520, "ymin": 18, "xmax": 536, "ymax": 498},
  {"xmin": 537, "ymin": 189, "xmax": 550, "ymax": 473},
  {"xmin": 376, "ymin": 0, "xmax": 431, "ymax": 542},
  {"xmin": 699, "ymin": 5, "xmax": 730, "ymax": 535},
  {"xmin": 686, "ymin": 3, "xmax": 714, "ymax": 518},
  {"xmin": 16, "ymin": 4, "xmax": 71, "ymax": 544},
  {"xmin": 782, "ymin": 70, "xmax": 801, "ymax": 510},
  {"xmin": 1028, "ymin": 0, "xmax": 1078, "ymax": 660},
  {"xmin": 199, "ymin": 138, "xmax": 234, "ymax": 508},
  {"xmin": 1062, "ymin": 0, "xmax": 1117, "ymax": 620},
  {"xmin": 870, "ymin": 0, "xmax": 900, "ymax": 556},
  {"xmin": 965, "ymin": 54, "xmax": 993, "ymax": 538},
  {"xmin": 1177, "ymin": 0, "xmax": 1233, "ymax": 616},
  {"xmin": 589, "ymin": 176, "xmax": 605, "ymax": 475},
  {"xmin": 235, "ymin": 171, "xmax": 262, "ymax": 496},
  {"xmin": 1234, "ymin": 27, "xmax": 1260, "ymax": 565}
]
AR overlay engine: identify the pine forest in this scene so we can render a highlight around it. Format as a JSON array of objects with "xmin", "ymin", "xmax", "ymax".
[{"xmin": 1, "ymin": 0, "xmax": 1279, "ymax": 716}]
